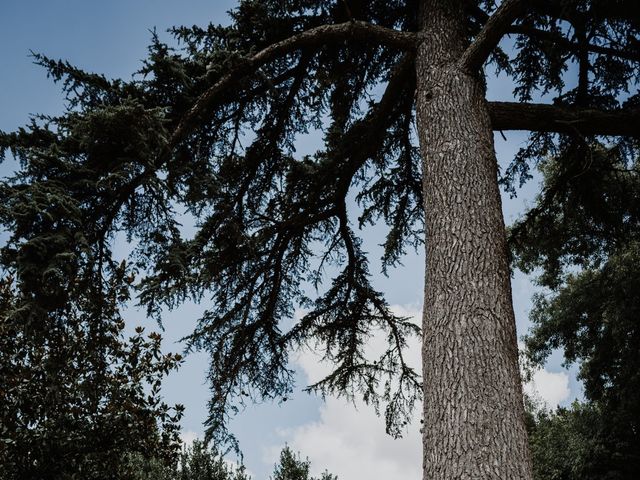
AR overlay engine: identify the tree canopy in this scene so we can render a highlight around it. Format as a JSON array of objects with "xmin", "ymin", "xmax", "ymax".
[
  {"xmin": 0, "ymin": 276, "xmax": 184, "ymax": 479},
  {"xmin": 0, "ymin": 0, "xmax": 639, "ymax": 477},
  {"xmin": 514, "ymin": 113, "xmax": 640, "ymax": 479}
]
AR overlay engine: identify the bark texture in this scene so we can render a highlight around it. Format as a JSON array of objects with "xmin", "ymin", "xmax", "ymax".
[{"xmin": 416, "ymin": 2, "xmax": 533, "ymax": 478}]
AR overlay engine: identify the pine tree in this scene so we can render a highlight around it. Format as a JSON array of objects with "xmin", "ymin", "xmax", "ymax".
[{"xmin": 1, "ymin": 1, "xmax": 638, "ymax": 479}]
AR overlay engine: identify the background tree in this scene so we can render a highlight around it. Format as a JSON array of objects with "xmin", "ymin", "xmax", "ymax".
[
  {"xmin": 173, "ymin": 440, "xmax": 250, "ymax": 480},
  {"xmin": 126, "ymin": 442, "xmax": 335, "ymax": 480},
  {"xmin": 0, "ymin": 273, "xmax": 184, "ymax": 479},
  {"xmin": 513, "ymin": 124, "xmax": 640, "ymax": 477},
  {"xmin": 270, "ymin": 446, "xmax": 336, "ymax": 480},
  {"xmin": 0, "ymin": 1, "xmax": 638, "ymax": 479},
  {"xmin": 526, "ymin": 401, "xmax": 638, "ymax": 480}
]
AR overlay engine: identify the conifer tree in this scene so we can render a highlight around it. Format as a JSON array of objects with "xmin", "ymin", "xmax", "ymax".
[{"xmin": 1, "ymin": 1, "xmax": 638, "ymax": 479}]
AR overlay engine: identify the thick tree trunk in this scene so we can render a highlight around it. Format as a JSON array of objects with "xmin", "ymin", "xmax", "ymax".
[{"xmin": 415, "ymin": 2, "xmax": 533, "ymax": 479}]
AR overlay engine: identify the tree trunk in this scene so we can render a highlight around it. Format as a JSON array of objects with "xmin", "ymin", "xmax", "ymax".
[{"xmin": 415, "ymin": 2, "xmax": 533, "ymax": 479}]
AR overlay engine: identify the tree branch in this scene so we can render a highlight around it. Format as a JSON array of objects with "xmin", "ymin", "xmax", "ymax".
[
  {"xmin": 95, "ymin": 22, "xmax": 416, "ymax": 240},
  {"xmin": 460, "ymin": 0, "xmax": 528, "ymax": 71},
  {"xmin": 508, "ymin": 25, "xmax": 640, "ymax": 63},
  {"xmin": 529, "ymin": 0, "xmax": 639, "ymax": 24},
  {"xmin": 488, "ymin": 101, "xmax": 640, "ymax": 137},
  {"xmin": 165, "ymin": 21, "xmax": 416, "ymax": 156},
  {"xmin": 469, "ymin": 3, "xmax": 639, "ymax": 63}
]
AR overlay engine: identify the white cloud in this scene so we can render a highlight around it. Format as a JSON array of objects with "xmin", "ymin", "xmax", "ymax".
[
  {"xmin": 266, "ymin": 305, "xmax": 423, "ymax": 480},
  {"xmin": 523, "ymin": 367, "xmax": 571, "ymax": 408},
  {"xmin": 266, "ymin": 396, "xmax": 422, "ymax": 480},
  {"xmin": 180, "ymin": 429, "xmax": 201, "ymax": 446},
  {"xmin": 518, "ymin": 341, "xmax": 572, "ymax": 408},
  {"xmin": 267, "ymin": 305, "xmax": 571, "ymax": 480}
]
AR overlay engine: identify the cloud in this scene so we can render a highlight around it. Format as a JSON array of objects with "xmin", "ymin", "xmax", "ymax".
[
  {"xmin": 523, "ymin": 367, "xmax": 571, "ymax": 408},
  {"xmin": 267, "ymin": 305, "xmax": 571, "ymax": 480},
  {"xmin": 180, "ymin": 429, "xmax": 201, "ymax": 446},
  {"xmin": 518, "ymin": 341, "xmax": 571, "ymax": 408},
  {"xmin": 265, "ymin": 305, "xmax": 423, "ymax": 480},
  {"xmin": 266, "ymin": 396, "xmax": 422, "ymax": 480}
]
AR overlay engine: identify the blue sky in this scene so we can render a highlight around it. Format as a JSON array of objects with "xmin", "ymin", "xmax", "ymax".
[{"xmin": 0, "ymin": 2, "xmax": 581, "ymax": 479}]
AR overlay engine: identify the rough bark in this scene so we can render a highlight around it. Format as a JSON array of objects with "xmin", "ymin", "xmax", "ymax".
[{"xmin": 416, "ymin": 1, "xmax": 533, "ymax": 478}]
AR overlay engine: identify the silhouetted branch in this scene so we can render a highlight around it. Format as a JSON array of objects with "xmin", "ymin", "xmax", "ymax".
[
  {"xmin": 461, "ymin": 0, "xmax": 528, "ymax": 71},
  {"xmin": 489, "ymin": 102, "xmax": 640, "ymax": 137}
]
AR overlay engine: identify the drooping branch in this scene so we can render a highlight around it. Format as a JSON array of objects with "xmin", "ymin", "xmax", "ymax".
[
  {"xmin": 488, "ymin": 101, "xmax": 640, "ymax": 137},
  {"xmin": 165, "ymin": 21, "xmax": 417, "ymax": 156},
  {"xmin": 96, "ymin": 22, "xmax": 417, "ymax": 240},
  {"xmin": 460, "ymin": 0, "xmax": 528, "ymax": 72},
  {"xmin": 173, "ymin": 55, "xmax": 420, "ymax": 445}
]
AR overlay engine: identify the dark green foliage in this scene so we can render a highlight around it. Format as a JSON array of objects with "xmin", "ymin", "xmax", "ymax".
[
  {"xmin": 527, "ymin": 401, "xmax": 639, "ymax": 480},
  {"xmin": 271, "ymin": 446, "xmax": 336, "ymax": 480},
  {"xmin": 495, "ymin": 3, "xmax": 640, "ymax": 478},
  {"xmin": 1, "ymin": 1, "xmax": 425, "ymax": 450},
  {"xmin": 125, "ymin": 443, "xmax": 335, "ymax": 480},
  {"xmin": 499, "ymin": 0, "xmax": 640, "ymax": 194},
  {"xmin": 511, "ymin": 145, "xmax": 640, "ymax": 477},
  {"xmin": 1, "ymin": 0, "xmax": 639, "ymax": 462},
  {"xmin": 510, "ymin": 144, "xmax": 640, "ymax": 287},
  {"xmin": 0, "ymin": 277, "xmax": 184, "ymax": 479},
  {"xmin": 528, "ymin": 243, "xmax": 640, "ymax": 415},
  {"xmin": 0, "ymin": 88, "xmax": 183, "ymax": 474},
  {"xmin": 504, "ymin": 6, "xmax": 640, "ymax": 473},
  {"xmin": 174, "ymin": 440, "xmax": 249, "ymax": 480}
]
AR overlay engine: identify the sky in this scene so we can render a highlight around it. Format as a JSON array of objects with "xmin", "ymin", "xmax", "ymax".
[{"xmin": 0, "ymin": 2, "xmax": 581, "ymax": 479}]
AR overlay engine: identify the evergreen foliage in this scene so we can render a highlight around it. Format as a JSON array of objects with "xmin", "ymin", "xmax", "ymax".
[
  {"xmin": 126, "ymin": 443, "xmax": 334, "ymax": 480},
  {"xmin": 0, "ymin": 1, "xmax": 427, "ymax": 449},
  {"xmin": 500, "ymin": 5, "xmax": 640, "ymax": 476},
  {"xmin": 527, "ymin": 401, "xmax": 639, "ymax": 480},
  {"xmin": 513, "ymin": 144, "xmax": 640, "ymax": 477},
  {"xmin": 173, "ymin": 440, "xmax": 249, "ymax": 480},
  {"xmin": 271, "ymin": 446, "xmax": 336, "ymax": 480},
  {"xmin": 0, "ymin": 0, "xmax": 639, "ymax": 475}
]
